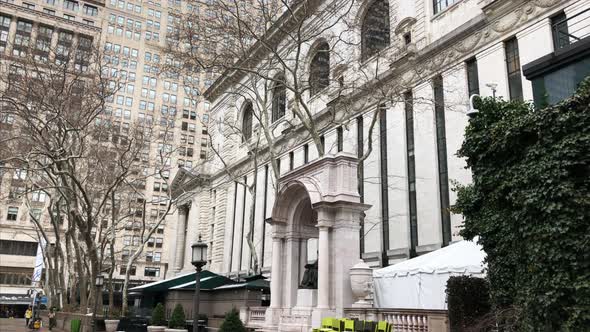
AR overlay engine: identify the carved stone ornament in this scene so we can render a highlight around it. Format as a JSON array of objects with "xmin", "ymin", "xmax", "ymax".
[{"xmin": 349, "ymin": 259, "xmax": 373, "ymax": 308}]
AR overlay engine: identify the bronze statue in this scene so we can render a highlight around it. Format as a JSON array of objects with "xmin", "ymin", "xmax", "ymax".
[{"xmin": 299, "ymin": 260, "xmax": 318, "ymax": 289}]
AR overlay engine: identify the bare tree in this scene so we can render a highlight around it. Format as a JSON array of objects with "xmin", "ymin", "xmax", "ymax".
[{"xmin": 0, "ymin": 43, "xmax": 149, "ymax": 313}]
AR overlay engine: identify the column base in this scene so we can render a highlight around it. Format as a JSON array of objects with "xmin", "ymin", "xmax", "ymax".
[{"xmin": 265, "ymin": 307, "xmax": 282, "ymax": 329}]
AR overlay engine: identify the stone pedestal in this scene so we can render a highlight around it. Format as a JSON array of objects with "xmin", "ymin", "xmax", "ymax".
[{"xmin": 295, "ymin": 289, "xmax": 317, "ymax": 309}]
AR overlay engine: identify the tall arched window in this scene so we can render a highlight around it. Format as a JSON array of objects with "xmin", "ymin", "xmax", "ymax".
[
  {"xmin": 309, "ymin": 42, "xmax": 330, "ymax": 96},
  {"xmin": 361, "ymin": 0, "xmax": 390, "ymax": 61},
  {"xmin": 271, "ymin": 77, "xmax": 286, "ymax": 122},
  {"xmin": 242, "ymin": 101, "xmax": 253, "ymax": 142}
]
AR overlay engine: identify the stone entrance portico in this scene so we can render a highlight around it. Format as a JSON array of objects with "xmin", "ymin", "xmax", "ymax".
[{"xmin": 265, "ymin": 153, "xmax": 370, "ymax": 332}]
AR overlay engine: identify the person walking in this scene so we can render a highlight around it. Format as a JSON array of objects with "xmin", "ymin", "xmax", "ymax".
[
  {"xmin": 25, "ymin": 306, "xmax": 33, "ymax": 327},
  {"xmin": 48, "ymin": 308, "xmax": 56, "ymax": 331}
]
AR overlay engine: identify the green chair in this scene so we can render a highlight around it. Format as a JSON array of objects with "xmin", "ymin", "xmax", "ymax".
[
  {"xmin": 363, "ymin": 320, "xmax": 376, "ymax": 332},
  {"xmin": 375, "ymin": 320, "xmax": 390, "ymax": 332},
  {"xmin": 71, "ymin": 319, "xmax": 81, "ymax": 332}
]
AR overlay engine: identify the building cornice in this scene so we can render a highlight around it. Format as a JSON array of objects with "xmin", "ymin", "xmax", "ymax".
[
  {"xmin": 202, "ymin": 0, "xmax": 568, "ymax": 186},
  {"xmin": 2, "ymin": 2, "xmax": 103, "ymax": 33}
]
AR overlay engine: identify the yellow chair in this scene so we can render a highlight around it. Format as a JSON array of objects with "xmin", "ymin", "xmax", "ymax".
[
  {"xmin": 343, "ymin": 319, "xmax": 355, "ymax": 331},
  {"xmin": 375, "ymin": 320, "xmax": 390, "ymax": 332},
  {"xmin": 344, "ymin": 319, "xmax": 363, "ymax": 331},
  {"xmin": 319, "ymin": 317, "xmax": 336, "ymax": 332}
]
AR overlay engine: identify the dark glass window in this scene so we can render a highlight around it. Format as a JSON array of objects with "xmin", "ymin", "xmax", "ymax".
[
  {"xmin": 337, "ymin": 126, "xmax": 343, "ymax": 152},
  {"xmin": 433, "ymin": 76, "xmax": 451, "ymax": 246},
  {"xmin": 309, "ymin": 43, "xmax": 330, "ymax": 96},
  {"xmin": 378, "ymin": 104, "xmax": 390, "ymax": 253},
  {"xmin": 242, "ymin": 102, "xmax": 253, "ymax": 141},
  {"xmin": 0, "ymin": 16, "xmax": 11, "ymax": 53},
  {"xmin": 144, "ymin": 267, "xmax": 160, "ymax": 277},
  {"xmin": 13, "ymin": 20, "xmax": 33, "ymax": 57},
  {"xmin": 0, "ymin": 240, "xmax": 38, "ymax": 256},
  {"xmin": 551, "ymin": 12, "xmax": 569, "ymax": 50},
  {"xmin": 320, "ymin": 135, "xmax": 325, "ymax": 155},
  {"xmin": 289, "ymin": 151, "xmax": 294, "ymax": 170},
  {"xmin": 433, "ymin": 0, "xmax": 458, "ymax": 14},
  {"xmin": 404, "ymin": 91, "xmax": 418, "ymax": 256},
  {"xmin": 272, "ymin": 78, "xmax": 286, "ymax": 122},
  {"xmin": 466, "ymin": 58, "xmax": 480, "ymax": 96},
  {"xmin": 35, "ymin": 25, "xmax": 53, "ymax": 62},
  {"xmin": 303, "ymin": 144, "xmax": 309, "ymax": 163},
  {"xmin": 505, "ymin": 37, "xmax": 523, "ymax": 101},
  {"xmin": 361, "ymin": 0, "xmax": 390, "ymax": 60}
]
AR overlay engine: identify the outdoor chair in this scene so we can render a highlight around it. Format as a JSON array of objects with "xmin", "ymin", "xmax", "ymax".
[
  {"xmin": 343, "ymin": 318, "xmax": 363, "ymax": 331},
  {"xmin": 319, "ymin": 317, "xmax": 338, "ymax": 332},
  {"xmin": 362, "ymin": 320, "xmax": 376, "ymax": 332},
  {"xmin": 375, "ymin": 320, "xmax": 390, "ymax": 332}
]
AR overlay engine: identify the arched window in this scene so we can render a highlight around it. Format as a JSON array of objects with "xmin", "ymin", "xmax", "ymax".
[
  {"xmin": 271, "ymin": 78, "xmax": 286, "ymax": 122},
  {"xmin": 361, "ymin": 0, "xmax": 390, "ymax": 61},
  {"xmin": 242, "ymin": 101, "xmax": 253, "ymax": 142},
  {"xmin": 309, "ymin": 42, "xmax": 330, "ymax": 96}
]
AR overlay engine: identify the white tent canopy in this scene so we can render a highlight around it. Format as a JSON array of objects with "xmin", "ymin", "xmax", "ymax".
[{"xmin": 373, "ymin": 239, "xmax": 486, "ymax": 310}]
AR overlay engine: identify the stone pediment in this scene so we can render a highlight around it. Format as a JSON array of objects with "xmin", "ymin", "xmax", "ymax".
[{"xmin": 170, "ymin": 167, "xmax": 210, "ymax": 201}]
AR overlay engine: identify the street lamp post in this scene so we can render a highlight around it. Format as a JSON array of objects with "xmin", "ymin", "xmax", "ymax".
[
  {"xmin": 91, "ymin": 275, "xmax": 104, "ymax": 332},
  {"xmin": 191, "ymin": 235, "xmax": 208, "ymax": 332}
]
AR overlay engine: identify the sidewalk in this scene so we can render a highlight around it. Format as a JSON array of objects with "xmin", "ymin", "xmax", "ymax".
[{"xmin": 0, "ymin": 318, "xmax": 65, "ymax": 332}]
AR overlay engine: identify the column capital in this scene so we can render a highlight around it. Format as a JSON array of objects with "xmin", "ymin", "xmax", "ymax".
[{"xmin": 178, "ymin": 202, "xmax": 191, "ymax": 215}]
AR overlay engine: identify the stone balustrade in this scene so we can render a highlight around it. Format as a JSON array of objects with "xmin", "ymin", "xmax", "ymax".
[
  {"xmin": 344, "ymin": 307, "xmax": 449, "ymax": 332},
  {"xmin": 240, "ymin": 306, "xmax": 268, "ymax": 328}
]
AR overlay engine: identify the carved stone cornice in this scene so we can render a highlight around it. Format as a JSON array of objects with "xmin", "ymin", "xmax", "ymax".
[{"xmin": 204, "ymin": 0, "xmax": 567, "ymax": 185}]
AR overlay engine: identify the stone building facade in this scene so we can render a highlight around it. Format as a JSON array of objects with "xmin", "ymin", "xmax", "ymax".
[{"xmin": 169, "ymin": 0, "xmax": 588, "ymax": 329}]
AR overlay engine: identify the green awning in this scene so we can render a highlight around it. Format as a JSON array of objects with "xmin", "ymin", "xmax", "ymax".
[
  {"xmin": 212, "ymin": 276, "xmax": 270, "ymax": 291},
  {"xmin": 129, "ymin": 270, "xmax": 218, "ymax": 293},
  {"xmin": 169, "ymin": 274, "xmax": 236, "ymax": 291}
]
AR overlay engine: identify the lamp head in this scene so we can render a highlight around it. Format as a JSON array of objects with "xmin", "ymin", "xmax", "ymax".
[
  {"xmin": 191, "ymin": 234, "xmax": 208, "ymax": 268},
  {"xmin": 467, "ymin": 94, "xmax": 480, "ymax": 118}
]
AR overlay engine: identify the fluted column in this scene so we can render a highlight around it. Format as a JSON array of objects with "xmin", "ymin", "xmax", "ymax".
[
  {"xmin": 317, "ymin": 225, "xmax": 330, "ymax": 309},
  {"xmin": 174, "ymin": 205, "xmax": 189, "ymax": 272},
  {"xmin": 269, "ymin": 237, "xmax": 283, "ymax": 309}
]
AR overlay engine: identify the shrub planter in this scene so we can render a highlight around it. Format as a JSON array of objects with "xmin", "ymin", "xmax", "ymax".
[
  {"xmin": 104, "ymin": 319, "xmax": 120, "ymax": 332},
  {"xmin": 164, "ymin": 328, "xmax": 188, "ymax": 332},
  {"xmin": 147, "ymin": 326, "xmax": 166, "ymax": 332}
]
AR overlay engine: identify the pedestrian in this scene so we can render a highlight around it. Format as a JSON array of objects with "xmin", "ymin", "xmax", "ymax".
[
  {"xmin": 25, "ymin": 306, "xmax": 33, "ymax": 327},
  {"xmin": 48, "ymin": 308, "xmax": 56, "ymax": 331}
]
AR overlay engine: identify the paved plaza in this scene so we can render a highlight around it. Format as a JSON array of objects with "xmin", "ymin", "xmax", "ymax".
[{"xmin": 0, "ymin": 318, "xmax": 63, "ymax": 332}]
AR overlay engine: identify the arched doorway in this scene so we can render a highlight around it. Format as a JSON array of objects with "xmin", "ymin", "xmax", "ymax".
[{"xmin": 265, "ymin": 154, "xmax": 371, "ymax": 331}]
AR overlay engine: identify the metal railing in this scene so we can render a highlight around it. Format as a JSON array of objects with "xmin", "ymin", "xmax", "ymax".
[{"xmin": 552, "ymin": 8, "xmax": 590, "ymax": 50}]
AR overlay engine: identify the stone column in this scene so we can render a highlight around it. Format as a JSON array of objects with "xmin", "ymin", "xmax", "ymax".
[
  {"xmin": 317, "ymin": 225, "xmax": 330, "ymax": 309},
  {"xmin": 284, "ymin": 237, "xmax": 299, "ymax": 307},
  {"xmin": 269, "ymin": 236, "xmax": 283, "ymax": 309},
  {"xmin": 174, "ymin": 205, "xmax": 189, "ymax": 272},
  {"xmin": 48, "ymin": 27, "xmax": 59, "ymax": 62},
  {"xmin": 5, "ymin": 16, "xmax": 17, "ymax": 56},
  {"xmin": 298, "ymin": 238, "xmax": 308, "ymax": 283}
]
